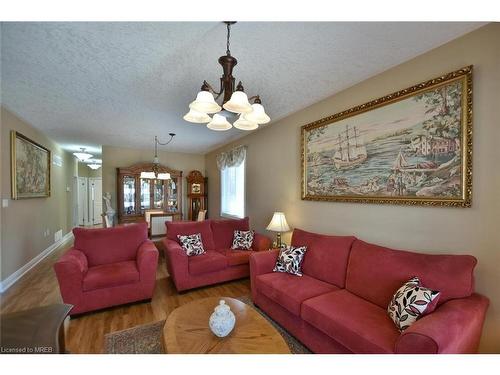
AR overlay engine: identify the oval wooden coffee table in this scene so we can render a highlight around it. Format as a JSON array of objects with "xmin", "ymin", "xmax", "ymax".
[{"xmin": 163, "ymin": 297, "xmax": 291, "ymax": 354}]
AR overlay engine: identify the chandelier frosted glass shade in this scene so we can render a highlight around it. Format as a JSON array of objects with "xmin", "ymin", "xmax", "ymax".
[
  {"xmin": 140, "ymin": 171, "xmax": 171, "ymax": 180},
  {"xmin": 183, "ymin": 108, "xmax": 211, "ymax": 123},
  {"xmin": 87, "ymin": 163, "xmax": 101, "ymax": 170},
  {"xmin": 223, "ymin": 91, "xmax": 252, "ymax": 114},
  {"xmin": 189, "ymin": 91, "xmax": 222, "ymax": 114},
  {"xmin": 73, "ymin": 148, "xmax": 93, "ymax": 162},
  {"xmin": 243, "ymin": 103, "xmax": 271, "ymax": 124},
  {"xmin": 233, "ymin": 114, "xmax": 258, "ymax": 131},
  {"xmin": 207, "ymin": 114, "xmax": 232, "ymax": 131}
]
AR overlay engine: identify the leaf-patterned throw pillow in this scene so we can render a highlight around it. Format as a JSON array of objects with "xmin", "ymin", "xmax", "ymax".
[
  {"xmin": 177, "ymin": 233, "xmax": 205, "ymax": 256},
  {"xmin": 387, "ymin": 277, "xmax": 440, "ymax": 331},
  {"xmin": 231, "ymin": 230, "xmax": 254, "ymax": 250},
  {"xmin": 273, "ymin": 246, "xmax": 307, "ymax": 276}
]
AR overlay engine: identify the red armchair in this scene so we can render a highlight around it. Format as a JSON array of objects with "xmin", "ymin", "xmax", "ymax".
[
  {"xmin": 54, "ymin": 223, "xmax": 158, "ymax": 316},
  {"xmin": 163, "ymin": 217, "xmax": 271, "ymax": 292}
]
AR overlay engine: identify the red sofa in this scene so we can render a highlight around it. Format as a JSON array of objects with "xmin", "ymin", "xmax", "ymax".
[
  {"xmin": 54, "ymin": 223, "xmax": 158, "ymax": 316},
  {"xmin": 250, "ymin": 228, "xmax": 489, "ymax": 354},
  {"xmin": 163, "ymin": 217, "xmax": 271, "ymax": 292}
]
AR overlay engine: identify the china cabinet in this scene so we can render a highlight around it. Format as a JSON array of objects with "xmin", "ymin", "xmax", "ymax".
[{"xmin": 117, "ymin": 163, "xmax": 182, "ymax": 224}]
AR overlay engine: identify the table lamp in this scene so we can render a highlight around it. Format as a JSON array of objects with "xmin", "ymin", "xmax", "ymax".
[{"xmin": 266, "ymin": 212, "xmax": 290, "ymax": 248}]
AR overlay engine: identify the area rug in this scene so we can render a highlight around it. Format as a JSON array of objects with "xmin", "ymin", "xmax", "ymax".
[{"xmin": 104, "ymin": 296, "xmax": 311, "ymax": 354}]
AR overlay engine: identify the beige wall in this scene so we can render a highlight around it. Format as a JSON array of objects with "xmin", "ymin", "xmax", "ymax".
[
  {"xmin": 102, "ymin": 145, "xmax": 205, "ymax": 220},
  {"xmin": 205, "ymin": 23, "xmax": 500, "ymax": 353},
  {"xmin": 1, "ymin": 107, "xmax": 77, "ymax": 282}
]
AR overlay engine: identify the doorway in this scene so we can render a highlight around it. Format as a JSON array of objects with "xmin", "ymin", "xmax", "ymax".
[{"xmin": 74, "ymin": 176, "xmax": 102, "ymax": 226}]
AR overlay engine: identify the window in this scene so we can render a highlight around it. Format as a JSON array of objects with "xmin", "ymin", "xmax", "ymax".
[{"xmin": 221, "ymin": 158, "xmax": 245, "ymax": 219}]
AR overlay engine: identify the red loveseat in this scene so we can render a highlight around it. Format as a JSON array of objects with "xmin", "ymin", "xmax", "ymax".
[
  {"xmin": 250, "ymin": 228, "xmax": 489, "ymax": 354},
  {"xmin": 163, "ymin": 217, "xmax": 271, "ymax": 292},
  {"xmin": 54, "ymin": 223, "xmax": 158, "ymax": 316}
]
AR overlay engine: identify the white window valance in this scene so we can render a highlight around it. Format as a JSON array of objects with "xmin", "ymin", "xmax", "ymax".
[{"xmin": 216, "ymin": 145, "xmax": 247, "ymax": 170}]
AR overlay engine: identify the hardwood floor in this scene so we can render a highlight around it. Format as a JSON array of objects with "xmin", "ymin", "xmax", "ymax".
[{"xmin": 0, "ymin": 239, "xmax": 251, "ymax": 353}]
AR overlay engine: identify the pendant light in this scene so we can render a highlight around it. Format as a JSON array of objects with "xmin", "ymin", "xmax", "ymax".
[
  {"xmin": 184, "ymin": 22, "xmax": 270, "ymax": 131},
  {"xmin": 73, "ymin": 147, "xmax": 93, "ymax": 162}
]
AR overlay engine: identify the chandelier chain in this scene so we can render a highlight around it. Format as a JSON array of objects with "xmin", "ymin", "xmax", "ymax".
[{"xmin": 226, "ymin": 22, "xmax": 231, "ymax": 55}]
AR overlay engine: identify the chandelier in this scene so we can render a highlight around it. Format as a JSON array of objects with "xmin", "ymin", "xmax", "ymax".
[
  {"xmin": 140, "ymin": 133, "xmax": 176, "ymax": 179},
  {"xmin": 73, "ymin": 147, "xmax": 93, "ymax": 162},
  {"xmin": 183, "ymin": 22, "xmax": 270, "ymax": 131}
]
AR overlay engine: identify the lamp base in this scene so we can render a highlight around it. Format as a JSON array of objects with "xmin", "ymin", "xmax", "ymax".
[{"xmin": 274, "ymin": 233, "xmax": 287, "ymax": 249}]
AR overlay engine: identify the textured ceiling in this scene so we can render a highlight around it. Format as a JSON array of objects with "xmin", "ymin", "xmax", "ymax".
[{"xmin": 1, "ymin": 22, "xmax": 484, "ymax": 155}]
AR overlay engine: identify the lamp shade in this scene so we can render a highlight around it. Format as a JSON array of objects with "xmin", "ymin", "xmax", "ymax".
[
  {"xmin": 140, "ymin": 171, "xmax": 156, "ymax": 179},
  {"xmin": 183, "ymin": 108, "xmax": 211, "ymax": 123},
  {"xmin": 223, "ymin": 91, "xmax": 252, "ymax": 114},
  {"xmin": 207, "ymin": 114, "xmax": 232, "ymax": 131},
  {"xmin": 266, "ymin": 212, "xmax": 290, "ymax": 233},
  {"xmin": 233, "ymin": 114, "xmax": 258, "ymax": 131},
  {"xmin": 243, "ymin": 103, "xmax": 271, "ymax": 124},
  {"xmin": 157, "ymin": 173, "xmax": 171, "ymax": 180},
  {"xmin": 189, "ymin": 91, "xmax": 222, "ymax": 114}
]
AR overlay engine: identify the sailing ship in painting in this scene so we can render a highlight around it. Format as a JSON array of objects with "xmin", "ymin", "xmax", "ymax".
[
  {"xmin": 305, "ymin": 79, "xmax": 464, "ymax": 199},
  {"xmin": 333, "ymin": 125, "xmax": 367, "ymax": 170}
]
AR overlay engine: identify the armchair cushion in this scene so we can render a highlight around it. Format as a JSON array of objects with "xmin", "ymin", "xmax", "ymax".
[
  {"xmin": 83, "ymin": 260, "xmax": 140, "ymax": 291},
  {"xmin": 255, "ymin": 272, "xmax": 338, "ymax": 316},
  {"xmin": 167, "ymin": 220, "xmax": 215, "ymax": 251},
  {"xmin": 211, "ymin": 217, "xmax": 250, "ymax": 249},
  {"xmin": 73, "ymin": 223, "xmax": 148, "ymax": 266}
]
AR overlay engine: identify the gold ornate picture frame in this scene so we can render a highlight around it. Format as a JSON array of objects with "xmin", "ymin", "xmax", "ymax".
[
  {"xmin": 301, "ymin": 66, "xmax": 472, "ymax": 207},
  {"xmin": 11, "ymin": 131, "xmax": 51, "ymax": 199}
]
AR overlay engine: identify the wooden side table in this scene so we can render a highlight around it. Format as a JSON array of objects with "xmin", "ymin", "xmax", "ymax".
[{"xmin": 0, "ymin": 304, "xmax": 73, "ymax": 354}]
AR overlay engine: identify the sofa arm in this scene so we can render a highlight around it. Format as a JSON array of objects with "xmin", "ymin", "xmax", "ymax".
[
  {"xmin": 395, "ymin": 293, "xmax": 489, "ymax": 354},
  {"xmin": 252, "ymin": 232, "xmax": 272, "ymax": 252},
  {"xmin": 162, "ymin": 238, "xmax": 189, "ymax": 291},
  {"xmin": 249, "ymin": 249, "xmax": 279, "ymax": 301},
  {"xmin": 53, "ymin": 248, "xmax": 88, "ymax": 308},
  {"xmin": 137, "ymin": 240, "xmax": 159, "ymax": 286}
]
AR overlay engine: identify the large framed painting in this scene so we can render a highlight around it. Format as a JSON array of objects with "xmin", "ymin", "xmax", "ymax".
[
  {"xmin": 301, "ymin": 66, "xmax": 472, "ymax": 207},
  {"xmin": 11, "ymin": 131, "xmax": 51, "ymax": 199}
]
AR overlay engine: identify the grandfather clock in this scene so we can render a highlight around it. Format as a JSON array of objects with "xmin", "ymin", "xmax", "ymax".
[{"xmin": 186, "ymin": 170, "xmax": 208, "ymax": 221}]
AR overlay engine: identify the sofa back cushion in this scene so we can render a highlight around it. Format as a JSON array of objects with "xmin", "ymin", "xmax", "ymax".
[
  {"xmin": 291, "ymin": 228, "xmax": 356, "ymax": 288},
  {"xmin": 346, "ymin": 239, "xmax": 477, "ymax": 309},
  {"xmin": 166, "ymin": 220, "xmax": 215, "ymax": 251},
  {"xmin": 210, "ymin": 217, "xmax": 250, "ymax": 249},
  {"xmin": 73, "ymin": 223, "xmax": 147, "ymax": 267}
]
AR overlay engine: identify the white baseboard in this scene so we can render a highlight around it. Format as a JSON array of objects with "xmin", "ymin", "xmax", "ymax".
[{"xmin": 0, "ymin": 231, "xmax": 74, "ymax": 293}]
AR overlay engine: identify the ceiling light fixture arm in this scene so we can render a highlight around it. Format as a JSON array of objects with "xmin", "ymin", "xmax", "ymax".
[{"xmin": 154, "ymin": 133, "xmax": 176, "ymax": 157}]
